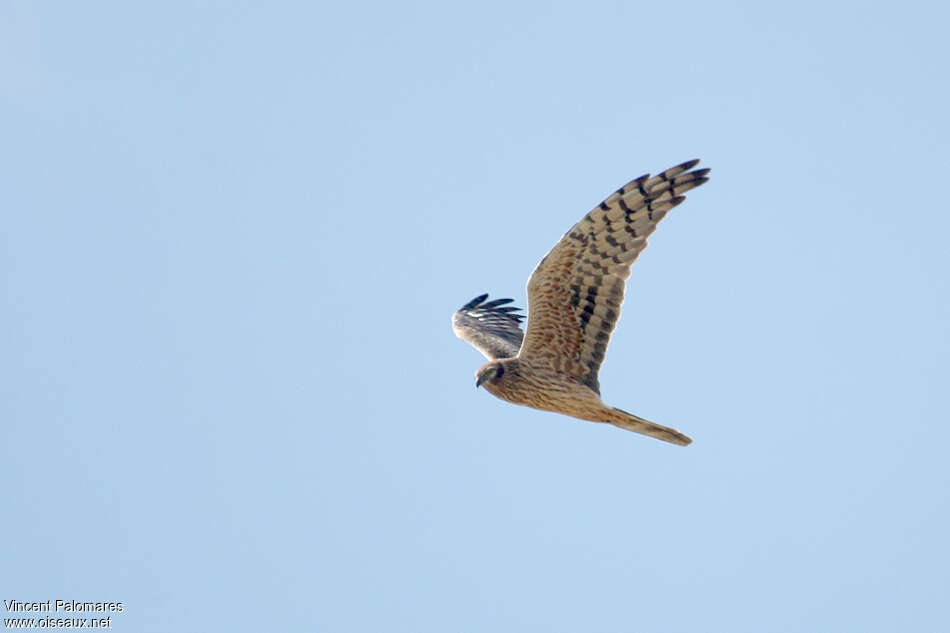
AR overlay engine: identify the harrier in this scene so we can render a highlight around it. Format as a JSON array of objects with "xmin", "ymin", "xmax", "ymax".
[{"xmin": 452, "ymin": 159, "xmax": 710, "ymax": 445}]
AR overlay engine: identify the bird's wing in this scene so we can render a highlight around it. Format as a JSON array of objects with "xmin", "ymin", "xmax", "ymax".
[
  {"xmin": 452, "ymin": 293, "xmax": 525, "ymax": 360},
  {"xmin": 519, "ymin": 159, "xmax": 710, "ymax": 395}
]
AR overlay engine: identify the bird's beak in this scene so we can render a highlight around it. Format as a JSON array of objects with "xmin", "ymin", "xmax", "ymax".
[{"xmin": 475, "ymin": 375, "xmax": 484, "ymax": 389}]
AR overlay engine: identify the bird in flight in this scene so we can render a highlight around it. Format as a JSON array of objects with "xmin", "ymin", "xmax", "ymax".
[{"xmin": 452, "ymin": 159, "xmax": 710, "ymax": 445}]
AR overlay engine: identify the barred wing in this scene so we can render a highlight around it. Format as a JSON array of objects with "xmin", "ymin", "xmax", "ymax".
[
  {"xmin": 519, "ymin": 159, "xmax": 710, "ymax": 394},
  {"xmin": 452, "ymin": 294, "xmax": 525, "ymax": 360}
]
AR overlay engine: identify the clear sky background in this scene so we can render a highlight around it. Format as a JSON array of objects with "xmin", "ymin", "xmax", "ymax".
[{"xmin": 3, "ymin": 2, "xmax": 948, "ymax": 631}]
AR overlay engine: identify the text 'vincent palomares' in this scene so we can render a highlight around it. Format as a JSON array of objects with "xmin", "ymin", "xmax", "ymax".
[{"xmin": 4, "ymin": 600, "xmax": 124, "ymax": 613}]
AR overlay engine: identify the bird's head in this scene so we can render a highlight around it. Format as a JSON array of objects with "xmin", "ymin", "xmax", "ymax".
[{"xmin": 475, "ymin": 359, "xmax": 517, "ymax": 396}]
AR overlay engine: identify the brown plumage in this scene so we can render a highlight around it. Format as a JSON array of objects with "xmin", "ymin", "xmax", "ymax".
[{"xmin": 453, "ymin": 159, "xmax": 710, "ymax": 445}]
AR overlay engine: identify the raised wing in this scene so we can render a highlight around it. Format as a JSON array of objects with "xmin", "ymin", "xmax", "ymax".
[
  {"xmin": 519, "ymin": 159, "xmax": 710, "ymax": 394},
  {"xmin": 452, "ymin": 293, "xmax": 525, "ymax": 360}
]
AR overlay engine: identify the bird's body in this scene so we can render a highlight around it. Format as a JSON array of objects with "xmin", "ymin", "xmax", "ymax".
[
  {"xmin": 453, "ymin": 159, "xmax": 709, "ymax": 446},
  {"xmin": 475, "ymin": 356, "xmax": 691, "ymax": 445}
]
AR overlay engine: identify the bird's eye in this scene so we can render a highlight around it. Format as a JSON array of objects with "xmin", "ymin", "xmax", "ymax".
[{"xmin": 495, "ymin": 365, "xmax": 505, "ymax": 379}]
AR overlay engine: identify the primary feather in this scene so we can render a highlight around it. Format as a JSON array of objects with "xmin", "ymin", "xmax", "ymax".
[{"xmin": 452, "ymin": 293, "xmax": 525, "ymax": 360}]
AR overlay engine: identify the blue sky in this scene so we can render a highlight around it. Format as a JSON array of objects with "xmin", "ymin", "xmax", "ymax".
[{"xmin": 3, "ymin": 2, "xmax": 948, "ymax": 631}]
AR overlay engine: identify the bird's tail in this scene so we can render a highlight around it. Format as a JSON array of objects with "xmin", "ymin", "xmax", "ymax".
[{"xmin": 607, "ymin": 407, "xmax": 692, "ymax": 446}]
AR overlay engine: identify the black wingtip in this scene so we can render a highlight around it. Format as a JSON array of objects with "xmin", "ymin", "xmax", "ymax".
[
  {"xmin": 461, "ymin": 293, "xmax": 489, "ymax": 310},
  {"xmin": 481, "ymin": 297, "xmax": 515, "ymax": 309},
  {"xmin": 458, "ymin": 293, "xmax": 525, "ymax": 322}
]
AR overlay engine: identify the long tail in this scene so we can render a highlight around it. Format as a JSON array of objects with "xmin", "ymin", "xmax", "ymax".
[{"xmin": 608, "ymin": 407, "xmax": 692, "ymax": 446}]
